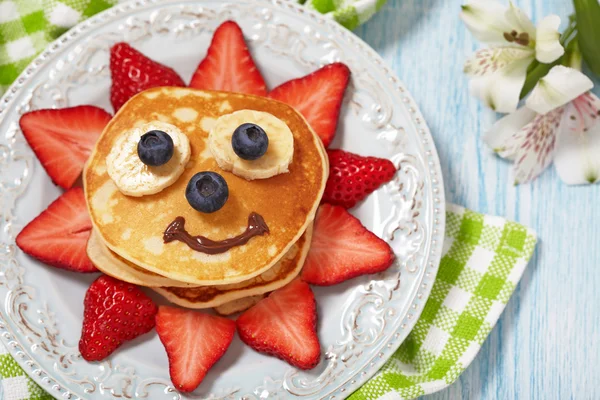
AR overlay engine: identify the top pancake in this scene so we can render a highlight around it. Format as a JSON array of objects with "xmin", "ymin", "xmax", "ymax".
[{"xmin": 84, "ymin": 87, "xmax": 327, "ymax": 285}]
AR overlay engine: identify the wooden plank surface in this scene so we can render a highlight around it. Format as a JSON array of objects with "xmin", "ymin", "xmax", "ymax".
[{"xmin": 356, "ymin": 0, "xmax": 600, "ymax": 398}]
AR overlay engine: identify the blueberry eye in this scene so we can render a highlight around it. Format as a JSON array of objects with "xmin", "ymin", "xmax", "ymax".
[
  {"xmin": 232, "ymin": 123, "xmax": 269, "ymax": 160},
  {"xmin": 185, "ymin": 172, "xmax": 229, "ymax": 213},
  {"xmin": 137, "ymin": 130, "xmax": 174, "ymax": 166}
]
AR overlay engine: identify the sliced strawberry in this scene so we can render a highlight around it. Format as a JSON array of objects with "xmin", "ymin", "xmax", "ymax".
[
  {"xmin": 301, "ymin": 204, "xmax": 395, "ymax": 286},
  {"xmin": 16, "ymin": 188, "xmax": 97, "ymax": 273},
  {"xmin": 19, "ymin": 106, "xmax": 112, "ymax": 189},
  {"xmin": 189, "ymin": 21, "xmax": 267, "ymax": 96},
  {"xmin": 156, "ymin": 306, "xmax": 235, "ymax": 392},
  {"xmin": 79, "ymin": 275, "xmax": 157, "ymax": 361},
  {"xmin": 110, "ymin": 42, "xmax": 185, "ymax": 111},
  {"xmin": 236, "ymin": 280, "xmax": 320, "ymax": 369},
  {"xmin": 323, "ymin": 149, "xmax": 396, "ymax": 209},
  {"xmin": 268, "ymin": 63, "xmax": 350, "ymax": 147}
]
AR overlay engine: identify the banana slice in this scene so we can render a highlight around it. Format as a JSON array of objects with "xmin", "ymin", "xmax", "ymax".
[
  {"xmin": 209, "ymin": 110, "xmax": 294, "ymax": 180},
  {"xmin": 106, "ymin": 121, "xmax": 190, "ymax": 196}
]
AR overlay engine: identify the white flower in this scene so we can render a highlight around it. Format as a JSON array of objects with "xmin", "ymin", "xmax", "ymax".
[
  {"xmin": 461, "ymin": 0, "xmax": 565, "ymax": 113},
  {"xmin": 484, "ymin": 66, "xmax": 598, "ymax": 184},
  {"xmin": 525, "ymin": 65, "xmax": 594, "ymax": 114}
]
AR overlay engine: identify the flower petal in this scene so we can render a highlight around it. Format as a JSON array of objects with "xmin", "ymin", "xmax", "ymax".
[
  {"xmin": 525, "ymin": 66, "xmax": 594, "ymax": 115},
  {"xmin": 512, "ymin": 107, "xmax": 565, "ymax": 184},
  {"xmin": 484, "ymin": 107, "xmax": 537, "ymax": 159},
  {"xmin": 460, "ymin": 0, "xmax": 514, "ymax": 45},
  {"xmin": 535, "ymin": 15, "xmax": 565, "ymax": 63},
  {"xmin": 505, "ymin": 2, "xmax": 536, "ymax": 38},
  {"xmin": 554, "ymin": 93, "xmax": 600, "ymax": 184},
  {"xmin": 465, "ymin": 47, "xmax": 534, "ymax": 113}
]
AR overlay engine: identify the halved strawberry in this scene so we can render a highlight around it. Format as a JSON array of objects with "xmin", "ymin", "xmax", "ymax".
[
  {"xmin": 268, "ymin": 63, "xmax": 350, "ymax": 147},
  {"xmin": 79, "ymin": 275, "xmax": 158, "ymax": 361},
  {"xmin": 189, "ymin": 21, "xmax": 267, "ymax": 96},
  {"xmin": 236, "ymin": 280, "xmax": 320, "ymax": 370},
  {"xmin": 110, "ymin": 42, "xmax": 185, "ymax": 111},
  {"xmin": 19, "ymin": 106, "xmax": 112, "ymax": 189},
  {"xmin": 301, "ymin": 204, "xmax": 395, "ymax": 286},
  {"xmin": 156, "ymin": 306, "xmax": 235, "ymax": 392},
  {"xmin": 323, "ymin": 149, "xmax": 396, "ymax": 209},
  {"xmin": 16, "ymin": 187, "xmax": 97, "ymax": 273}
]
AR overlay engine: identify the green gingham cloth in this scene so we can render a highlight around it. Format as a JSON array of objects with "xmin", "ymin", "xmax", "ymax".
[{"xmin": 0, "ymin": 1, "xmax": 538, "ymax": 400}]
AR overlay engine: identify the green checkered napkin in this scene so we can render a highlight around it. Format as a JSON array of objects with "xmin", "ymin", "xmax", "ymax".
[
  {"xmin": 0, "ymin": 2, "xmax": 538, "ymax": 400},
  {"xmin": 350, "ymin": 204, "xmax": 536, "ymax": 399},
  {"xmin": 0, "ymin": 0, "xmax": 117, "ymax": 94}
]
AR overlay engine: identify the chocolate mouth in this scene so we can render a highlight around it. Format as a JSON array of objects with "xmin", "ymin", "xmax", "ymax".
[{"xmin": 163, "ymin": 212, "xmax": 269, "ymax": 254}]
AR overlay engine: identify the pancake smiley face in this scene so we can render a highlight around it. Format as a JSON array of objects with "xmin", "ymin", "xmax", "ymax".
[{"xmin": 83, "ymin": 87, "xmax": 328, "ymax": 286}]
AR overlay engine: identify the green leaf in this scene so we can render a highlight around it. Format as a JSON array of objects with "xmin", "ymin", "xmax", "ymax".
[{"xmin": 573, "ymin": 0, "xmax": 600, "ymax": 76}]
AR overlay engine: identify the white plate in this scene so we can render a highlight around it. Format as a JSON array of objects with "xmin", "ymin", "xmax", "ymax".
[{"xmin": 0, "ymin": 1, "xmax": 445, "ymax": 399}]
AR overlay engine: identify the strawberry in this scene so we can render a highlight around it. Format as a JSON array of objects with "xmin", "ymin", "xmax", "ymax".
[
  {"xmin": 110, "ymin": 42, "xmax": 185, "ymax": 111},
  {"xmin": 301, "ymin": 204, "xmax": 395, "ymax": 286},
  {"xmin": 19, "ymin": 106, "xmax": 112, "ymax": 189},
  {"xmin": 16, "ymin": 187, "xmax": 97, "ymax": 273},
  {"xmin": 189, "ymin": 21, "xmax": 267, "ymax": 96},
  {"xmin": 268, "ymin": 63, "xmax": 350, "ymax": 147},
  {"xmin": 323, "ymin": 149, "xmax": 396, "ymax": 209},
  {"xmin": 236, "ymin": 280, "xmax": 320, "ymax": 370},
  {"xmin": 79, "ymin": 275, "xmax": 157, "ymax": 361},
  {"xmin": 155, "ymin": 306, "xmax": 235, "ymax": 392}
]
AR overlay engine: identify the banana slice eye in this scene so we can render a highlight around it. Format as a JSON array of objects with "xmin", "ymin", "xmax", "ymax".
[
  {"xmin": 208, "ymin": 110, "xmax": 294, "ymax": 180},
  {"xmin": 106, "ymin": 121, "xmax": 191, "ymax": 196}
]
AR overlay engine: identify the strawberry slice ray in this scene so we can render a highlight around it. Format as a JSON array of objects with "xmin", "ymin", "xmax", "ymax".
[
  {"xmin": 189, "ymin": 21, "xmax": 267, "ymax": 96},
  {"xmin": 110, "ymin": 42, "xmax": 185, "ymax": 111},
  {"xmin": 19, "ymin": 106, "xmax": 112, "ymax": 189},
  {"xmin": 16, "ymin": 187, "xmax": 97, "ymax": 273},
  {"xmin": 79, "ymin": 275, "xmax": 158, "ymax": 361},
  {"xmin": 156, "ymin": 306, "xmax": 236, "ymax": 392},
  {"xmin": 302, "ymin": 204, "xmax": 395, "ymax": 286},
  {"xmin": 269, "ymin": 63, "xmax": 350, "ymax": 147},
  {"xmin": 323, "ymin": 149, "xmax": 397, "ymax": 209},
  {"xmin": 236, "ymin": 279, "xmax": 320, "ymax": 369}
]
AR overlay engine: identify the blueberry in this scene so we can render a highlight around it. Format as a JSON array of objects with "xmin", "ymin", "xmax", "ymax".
[
  {"xmin": 185, "ymin": 172, "xmax": 229, "ymax": 213},
  {"xmin": 231, "ymin": 123, "xmax": 269, "ymax": 160},
  {"xmin": 137, "ymin": 130, "xmax": 174, "ymax": 166}
]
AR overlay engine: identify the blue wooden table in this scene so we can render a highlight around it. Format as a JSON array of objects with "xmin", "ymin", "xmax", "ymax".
[{"xmin": 356, "ymin": 0, "xmax": 600, "ymax": 398}]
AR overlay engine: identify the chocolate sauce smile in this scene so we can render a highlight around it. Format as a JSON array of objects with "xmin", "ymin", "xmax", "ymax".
[{"xmin": 163, "ymin": 212, "xmax": 269, "ymax": 254}]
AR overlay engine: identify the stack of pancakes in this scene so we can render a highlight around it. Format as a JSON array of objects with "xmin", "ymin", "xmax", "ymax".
[{"xmin": 83, "ymin": 88, "xmax": 328, "ymax": 315}]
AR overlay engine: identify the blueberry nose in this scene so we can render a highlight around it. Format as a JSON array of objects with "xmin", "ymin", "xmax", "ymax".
[{"xmin": 185, "ymin": 171, "xmax": 229, "ymax": 213}]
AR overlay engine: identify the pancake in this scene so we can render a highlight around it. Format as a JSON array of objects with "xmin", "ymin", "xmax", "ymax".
[
  {"xmin": 153, "ymin": 224, "xmax": 312, "ymax": 309},
  {"xmin": 84, "ymin": 87, "xmax": 327, "ymax": 286},
  {"xmin": 214, "ymin": 295, "xmax": 265, "ymax": 316},
  {"xmin": 87, "ymin": 230, "xmax": 197, "ymax": 288}
]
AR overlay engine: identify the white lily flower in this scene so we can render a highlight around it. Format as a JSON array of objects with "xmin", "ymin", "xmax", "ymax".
[
  {"xmin": 484, "ymin": 66, "xmax": 599, "ymax": 184},
  {"xmin": 526, "ymin": 65, "xmax": 594, "ymax": 114},
  {"xmin": 461, "ymin": 0, "xmax": 565, "ymax": 113}
]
